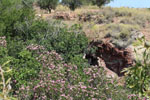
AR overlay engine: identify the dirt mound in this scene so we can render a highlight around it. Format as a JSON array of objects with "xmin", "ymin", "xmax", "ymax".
[
  {"xmin": 87, "ymin": 38, "xmax": 134, "ymax": 76},
  {"xmin": 53, "ymin": 12, "xmax": 77, "ymax": 20}
]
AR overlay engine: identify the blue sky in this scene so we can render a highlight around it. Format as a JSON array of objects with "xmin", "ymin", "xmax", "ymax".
[{"xmin": 107, "ymin": 0, "xmax": 150, "ymax": 8}]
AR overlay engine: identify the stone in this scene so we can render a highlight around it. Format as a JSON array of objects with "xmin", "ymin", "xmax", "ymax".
[{"xmin": 87, "ymin": 38, "xmax": 134, "ymax": 76}]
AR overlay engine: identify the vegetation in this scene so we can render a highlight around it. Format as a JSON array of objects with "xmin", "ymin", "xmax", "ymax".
[
  {"xmin": 91, "ymin": 0, "xmax": 113, "ymax": 7},
  {"xmin": 0, "ymin": 61, "xmax": 16, "ymax": 100},
  {"xmin": 61, "ymin": 0, "xmax": 113, "ymax": 10},
  {"xmin": 37, "ymin": 0, "xmax": 59, "ymax": 13},
  {"xmin": 0, "ymin": 0, "xmax": 34, "ymax": 38},
  {"xmin": 124, "ymin": 37, "xmax": 150, "ymax": 98},
  {"xmin": 0, "ymin": 0, "xmax": 150, "ymax": 99},
  {"xmin": 61, "ymin": 0, "xmax": 83, "ymax": 10}
]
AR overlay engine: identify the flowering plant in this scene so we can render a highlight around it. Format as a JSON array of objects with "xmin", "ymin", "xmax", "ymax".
[{"xmin": 16, "ymin": 44, "xmax": 129, "ymax": 100}]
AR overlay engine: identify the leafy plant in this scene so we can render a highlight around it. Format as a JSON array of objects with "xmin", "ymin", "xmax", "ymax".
[
  {"xmin": 11, "ymin": 50, "xmax": 42, "ymax": 89},
  {"xmin": 91, "ymin": 0, "xmax": 113, "ymax": 7},
  {"xmin": 61, "ymin": 0, "xmax": 83, "ymax": 10},
  {"xmin": 16, "ymin": 45, "xmax": 130, "ymax": 100},
  {"xmin": 34, "ymin": 21, "xmax": 89, "ymax": 64},
  {"xmin": 37, "ymin": 0, "xmax": 59, "ymax": 13},
  {"xmin": 0, "ymin": 61, "xmax": 16, "ymax": 100},
  {"xmin": 123, "ymin": 37, "xmax": 150, "ymax": 98},
  {"xmin": 0, "ymin": 0, "xmax": 34, "ymax": 39}
]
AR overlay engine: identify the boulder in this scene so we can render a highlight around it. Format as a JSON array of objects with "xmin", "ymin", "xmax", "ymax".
[
  {"xmin": 97, "ymin": 57, "xmax": 118, "ymax": 78},
  {"xmin": 86, "ymin": 38, "xmax": 134, "ymax": 76}
]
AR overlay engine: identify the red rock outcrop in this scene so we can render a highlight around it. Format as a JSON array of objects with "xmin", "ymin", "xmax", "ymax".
[{"xmin": 89, "ymin": 38, "xmax": 134, "ymax": 76}]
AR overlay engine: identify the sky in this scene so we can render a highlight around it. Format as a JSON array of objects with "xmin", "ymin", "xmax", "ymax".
[{"xmin": 107, "ymin": 0, "xmax": 150, "ymax": 8}]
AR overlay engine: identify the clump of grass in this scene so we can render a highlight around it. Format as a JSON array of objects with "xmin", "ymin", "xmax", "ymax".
[
  {"xmin": 75, "ymin": 5, "xmax": 99, "ymax": 15},
  {"xmin": 84, "ymin": 23, "xmax": 140, "ymax": 48},
  {"xmin": 104, "ymin": 24, "xmax": 140, "ymax": 48},
  {"xmin": 56, "ymin": 5, "xmax": 70, "ymax": 12}
]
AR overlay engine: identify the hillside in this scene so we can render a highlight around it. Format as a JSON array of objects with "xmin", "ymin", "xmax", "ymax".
[
  {"xmin": 35, "ymin": 5, "xmax": 150, "ymax": 41},
  {"xmin": 1, "ymin": 0, "xmax": 150, "ymax": 99},
  {"xmin": 34, "ymin": 5, "xmax": 150, "ymax": 76}
]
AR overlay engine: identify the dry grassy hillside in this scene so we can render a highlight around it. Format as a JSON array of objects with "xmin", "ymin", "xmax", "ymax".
[{"xmin": 35, "ymin": 5, "xmax": 150, "ymax": 43}]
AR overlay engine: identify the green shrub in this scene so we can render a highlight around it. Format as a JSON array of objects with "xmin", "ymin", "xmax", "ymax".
[
  {"xmin": 0, "ymin": 0, "xmax": 34, "ymax": 39},
  {"xmin": 91, "ymin": 0, "xmax": 113, "ymax": 7},
  {"xmin": 16, "ymin": 45, "xmax": 130, "ymax": 100},
  {"xmin": 7, "ymin": 19, "xmax": 52, "ymax": 57},
  {"xmin": 51, "ymin": 28, "xmax": 88, "ymax": 62},
  {"xmin": 34, "ymin": 21, "xmax": 89, "ymax": 64},
  {"xmin": 62, "ymin": 0, "xmax": 83, "ymax": 11},
  {"xmin": 124, "ymin": 37, "xmax": 150, "ymax": 98},
  {"xmin": 11, "ymin": 50, "xmax": 42, "ymax": 89},
  {"xmin": 14, "ymin": 19, "xmax": 49, "ymax": 41},
  {"xmin": 37, "ymin": 0, "xmax": 59, "ymax": 13},
  {"xmin": 7, "ymin": 40, "xmax": 26, "ymax": 58}
]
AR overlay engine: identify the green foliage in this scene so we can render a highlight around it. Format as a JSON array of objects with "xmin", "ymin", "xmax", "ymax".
[
  {"xmin": 37, "ymin": 0, "xmax": 59, "ymax": 12},
  {"xmin": 35, "ymin": 21, "xmax": 89, "ymax": 64},
  {"xmin": 99, "ymin": 23, "xmax": 140, "ymax": 49},
  {"xmin": 61, "ymin": 0, "xmax": 113, "ymax": 10},
  {"xmin": 62, "ymin": 0, "xmax": 83, "ymax": 10},
  {"xmin": 51, "ymin": 28, "xmax": 88, "ymax": 63},
  {"xmin": 0, "ymin": 0, "xmax": 34, "ymax": 39},
  {"xmin": 69, "ymin": 54, "xmax": 88, "ymax": 68},
  {"xmin": 0, "ymin": 61, "xmax": 17, "ymax": 100},
  {"xmin": 124, "ymin": 37, "xmax": 150, "ymax": 98},
  {"xmin": 16, "ymin": 47, "xmax": 130, "ymax": 99},
  {"xmin": 13, "ymin": 19, "xmax": 49, "ymax": 41},
  {"xmin": 7, "ymin": 40, "xmax": 26, "ymax": 58},
  {"xmin": 91, "ymin": 0, "xmax": 113, "ymax": 7},
  {"xmin": 0, "ymin": 47, "xmax": 13, "ymax": 72},
  {"xmin": 11, "ymin": 50, "xmax": 42, "ymax": 89}
]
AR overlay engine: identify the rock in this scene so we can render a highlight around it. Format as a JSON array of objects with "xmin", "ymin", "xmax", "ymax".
[
  {"xmin": 97, "ymin": 57, "xmax": 118, "ymax": 78},
  {"xmin": 87, "ymin": 38, "xmax": 134, "ymax": 76}
]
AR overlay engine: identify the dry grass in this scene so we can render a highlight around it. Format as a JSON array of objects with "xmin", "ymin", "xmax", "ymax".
[{"xmin": 34, "ymin": 5, "xmax": 150, "ymax": 41}]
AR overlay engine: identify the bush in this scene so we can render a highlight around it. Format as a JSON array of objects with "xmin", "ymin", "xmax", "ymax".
[
  {"xmin": 11, "ymin": 50, "xmax": 42, "ymax": 90},
  {"xmin": 62, "ymin": 0, "xmax": 83, "ymax": 10},
  {"xmin": 37, "ymin": 0, "xmax": 59, "ymax": 13},
  {"xmin": 14, "ymin": 19, "xmax": 49, "ymax": 41},
  {"xmin": 124, "ymin": 37, "xmax": 150, "ymax": 98},
  {"xmin": 99, "ymin": 24, "xmax": 140, "ymax": 49},
  {"xmin": 33, "ymin": 21, "xmax": 89, "ymax": 65},
  {"xmin": 0, "ymin": 0, "xmax": 34, "ymax": 39},
  {"xmin": 16, "ymin": 45, "xmax": 130, "ymax": 100},
  {"xmin": 91, "ymin": 0, "xmax": 113, "ymax": 7}
]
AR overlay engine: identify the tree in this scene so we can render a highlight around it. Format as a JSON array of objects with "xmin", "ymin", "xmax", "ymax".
[
  {"xmin": 91, "ymin": 0, "xmax": 113, "ymax": 7},
  {"xmin": 0, "ymin": 0, "xmax": 34, "ymax": 38},
  {"xmin": 62, "ymin": 0, "xmax": 113, "ymax": 10},
  {"xmin": 61, "ymin": 0, "xmax": 83, "ymax": 11},
  {"xmin": 37, "ymin": 0, "xmax": 59, "ymax": 13}
]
